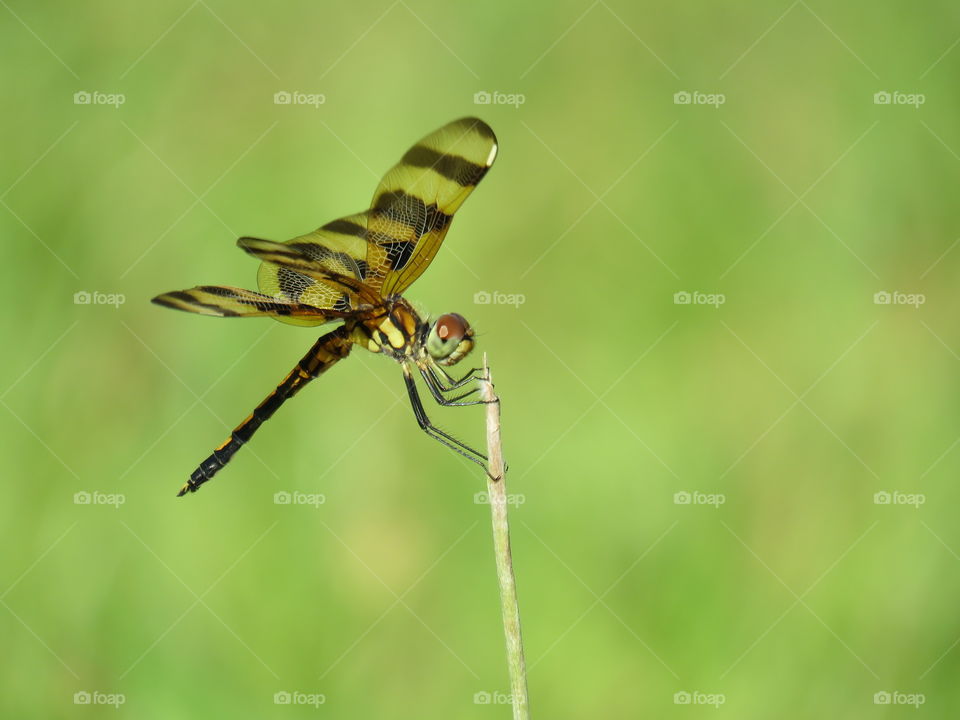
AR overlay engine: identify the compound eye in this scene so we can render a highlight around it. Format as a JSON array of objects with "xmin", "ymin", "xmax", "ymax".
[
  {"xmin": 436, "ymin": 313, "xmax": 466, "ymax": 344},
  {"xmin": 427, "ymin": 313, "xmax": 472, "ymax": 361}
]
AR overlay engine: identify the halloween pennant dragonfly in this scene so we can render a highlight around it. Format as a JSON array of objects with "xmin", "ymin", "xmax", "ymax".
[{"xmin": 153, "ymin": 118, "xmax": 498, "ymax": 496}]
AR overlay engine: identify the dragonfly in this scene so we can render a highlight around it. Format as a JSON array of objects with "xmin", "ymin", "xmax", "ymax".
[{"xmin": 153, "ymin": 117, "xmax": 498, "ymax": 496}]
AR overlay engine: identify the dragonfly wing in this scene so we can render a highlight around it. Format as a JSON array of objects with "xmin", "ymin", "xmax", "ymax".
[
  {"xmin": 364, "ymin": 117, "xmax": 498, "ymax": 297},
  {"xmin": 243, "ymin": 212, "xmax": 377, "ymax": 326},
  {"xmin": 151, "ymin": 285, "xmax": 348, "ymax": 321}
]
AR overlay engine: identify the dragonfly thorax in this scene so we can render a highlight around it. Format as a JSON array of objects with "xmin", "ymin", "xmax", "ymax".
[{"xmin": 351, "ymin": 299, "xmax": 474, "ymax": 368}]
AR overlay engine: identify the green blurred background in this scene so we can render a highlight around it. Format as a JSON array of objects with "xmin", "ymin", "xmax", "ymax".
[{"xmin": 3, "ymin": 1, "xmax": 960, "ymax": 717}]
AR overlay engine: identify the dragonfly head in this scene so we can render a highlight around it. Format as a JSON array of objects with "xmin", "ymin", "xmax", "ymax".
[{"xmin": 425, "ymin": 313, "xmax": 474, "ymax": 366}]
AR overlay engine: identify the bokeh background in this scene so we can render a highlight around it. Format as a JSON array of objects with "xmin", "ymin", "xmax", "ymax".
[{"xmin": 3, "ymin": 1, "xmax": 960, "ymax": 717}]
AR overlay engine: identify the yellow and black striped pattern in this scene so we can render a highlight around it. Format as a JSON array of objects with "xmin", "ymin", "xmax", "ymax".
[
  {"xmin": 366, "ymin": 117, "xmax": 498, "ymax": 296},
  {"xmin": 247, "ymin": 117, "xmax": 497, "ymax": 318},
  {"xmin": 151, "ymin": 285, "xmax": 347, "ymax": 321},
  {"xmin": 152, "ymin": 118, "xmax": 496, "ymax": 323},
  {"xmin": 244, "ymin": 213, "xmax": 373, "ymax": 326},
  {"xmin": 178, "ymin": 324, "xmax": 354, "ymax": 495}
]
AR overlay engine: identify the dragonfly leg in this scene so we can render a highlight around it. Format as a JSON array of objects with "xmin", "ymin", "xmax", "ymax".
[
  {"xmin": 421, "ymin": 366, "xmax": 491, "ymax": 407},
  {"xmin": 433, "ymin": 364, "xmax": 485, "ymax": 390},
  {"xmin": 403, "ymin": 368, "xmax": 487, "ymax": 468}
]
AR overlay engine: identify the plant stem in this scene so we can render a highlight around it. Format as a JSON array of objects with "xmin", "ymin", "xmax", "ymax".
[{"xmin": 481, "ymin": 358, "xmax": 530, "ymax": 720}]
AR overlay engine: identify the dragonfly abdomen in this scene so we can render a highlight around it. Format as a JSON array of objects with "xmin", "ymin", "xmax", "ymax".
[{"xmin": 177, "ymin": 325, "xmax": 353, "ymax": 495}]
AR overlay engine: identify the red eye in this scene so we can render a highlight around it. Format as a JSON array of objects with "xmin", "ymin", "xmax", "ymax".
[{"xmin": 436, "ymin": 313, "xmax": 467, "ymax": 342}]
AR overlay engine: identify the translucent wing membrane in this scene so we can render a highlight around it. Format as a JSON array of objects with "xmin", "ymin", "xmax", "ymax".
[
  {"xmin": 365, "ymin": 117, "xmax": 498, "ymax": 296},
  {"xmin": 153, "ymin": 118, "xmax": 497, "ymax": 328},
  {"xmin": 151, "ymin": 285, "xmax": 347, "ymax": 321},
  {"xmin": 242, "ymin": 212, "xmax": 374, "ymax": 326}
]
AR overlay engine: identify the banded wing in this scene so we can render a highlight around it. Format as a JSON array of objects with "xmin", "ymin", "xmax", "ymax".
[
  {"xmin": 181, "ymin": 118, "xmax": 498, "ymax": 326},
  {"xmin": 365, "ymin": 117, "xmax": 498, "ymax": 297},
  {"xmin": 151, "ymin": 285, "xmax": 349, "ymax": 321},
  {"xmin": 237, "ymin": 214, "xmax": 375, "ymax": 327}
]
